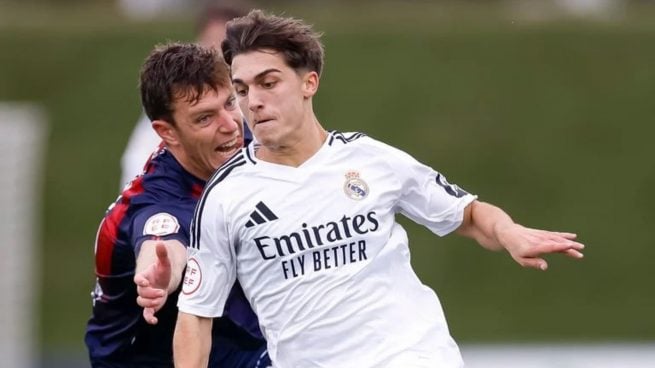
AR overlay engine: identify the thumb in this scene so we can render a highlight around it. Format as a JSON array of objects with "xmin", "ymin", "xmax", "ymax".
[{"xmin": 519, "ymin": 257, "xmax": 548, "ymax": 271}]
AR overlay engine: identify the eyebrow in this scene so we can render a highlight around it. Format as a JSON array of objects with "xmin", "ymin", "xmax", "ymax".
[
  {"xmin": 189, "ymin": 108, "xmax": 215, "ymax": 119},
  {"xmin": 233, "ymin": 68, "xmax": 282, "ymax": 85}
]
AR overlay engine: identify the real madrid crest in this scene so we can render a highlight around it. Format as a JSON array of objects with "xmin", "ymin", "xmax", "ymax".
[{"xmin": 343, "ymin": 170, "xmax": 369, "ymax": 200}]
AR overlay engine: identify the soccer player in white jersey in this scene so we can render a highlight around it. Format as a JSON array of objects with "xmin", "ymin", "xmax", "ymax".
[{"xmin": 174, "ymin": 10, "xmax": 585, "ymax": 368}]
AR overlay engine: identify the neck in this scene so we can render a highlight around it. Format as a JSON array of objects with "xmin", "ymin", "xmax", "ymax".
[
  {"xmin": 167, "ymin": 145, "xmax": 210, "ymax": 181},
  {"xmin": 257, "ymin": 116, "xmax": 328, "ymax": 167}
]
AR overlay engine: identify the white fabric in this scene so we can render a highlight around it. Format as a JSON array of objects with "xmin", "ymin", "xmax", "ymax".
[
  {"xmin": 179, "ymin": 132, "xmax": 476, "ymax": 368},
  {"xmin": 120, "ymin": 113, "xmax": 161, "ymax": 186}
]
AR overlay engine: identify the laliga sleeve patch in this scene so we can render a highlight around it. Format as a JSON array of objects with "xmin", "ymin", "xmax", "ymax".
[
  {"xmin": 143, "ymin": 212, "xmax": 180, "ymax": 236},
  {"xmin": 182, "ymin": 258, "xmax": 202, "ymax": 295}
]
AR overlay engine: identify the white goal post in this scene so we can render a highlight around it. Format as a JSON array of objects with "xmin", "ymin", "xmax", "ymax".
[{"xmin": 0, "ymin": 102, "xmax": 47, "ymax": 368}]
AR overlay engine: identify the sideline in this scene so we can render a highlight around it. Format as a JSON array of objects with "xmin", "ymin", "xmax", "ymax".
[{"xmin": 462, "ymin": 343, "xmax": 655, "ymax": 368}]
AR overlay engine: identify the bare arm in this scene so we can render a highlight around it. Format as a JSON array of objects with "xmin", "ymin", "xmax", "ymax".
[
  {"xmin": 134, "ymin": 240, "xmax": 187, "ymax": 324},
  {"xmin": 174, "ymin": 312, "xmax": 213, "ymax": 368},
  {"xmin": 456, "ymin": 200, "xmax": 584, "ymax": 270}
]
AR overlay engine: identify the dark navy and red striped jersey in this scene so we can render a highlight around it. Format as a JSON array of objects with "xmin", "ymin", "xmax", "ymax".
[{"xmin": 85, "ymin": 144, "xmax": 267, "ymax": 368}]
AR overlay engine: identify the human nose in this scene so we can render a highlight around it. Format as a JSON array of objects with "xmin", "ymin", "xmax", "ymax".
[
  {"xmin": 217, "ymin": 110, "xmax": 239, "ymax": 133},
  {"xmin": 247, "ymin": 88, "xmax": 264, "ymax": 112}
]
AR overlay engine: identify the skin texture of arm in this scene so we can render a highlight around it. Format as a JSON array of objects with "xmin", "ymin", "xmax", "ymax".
[
  {"xmin": 134, "ymin": 240, "xmax": 188, "ymax": 324},
  {"xmin": 456, "ymin": 200, "xmax": 584, "ymax": 270},
  {"xmin": 173, "ymin": 312, "xmax": 213, "ymax": 368}
]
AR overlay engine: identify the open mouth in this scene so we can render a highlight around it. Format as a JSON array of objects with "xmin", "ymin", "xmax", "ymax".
[{"xmin": 215, "ymin": 136, "xmax": 242, "ymax": 155}]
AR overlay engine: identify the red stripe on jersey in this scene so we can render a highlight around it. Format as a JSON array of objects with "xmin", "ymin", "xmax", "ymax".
[
  {"xmin": 191, "ymin": 183, "xmax": 204, "ymax": 199},
  {"xmin": 142, "ymin": 143, "xmax": 165, "ymax": 175},
  {"xmin": 95, "ymin": 176, "xmax": 146, "ymax": 276}
]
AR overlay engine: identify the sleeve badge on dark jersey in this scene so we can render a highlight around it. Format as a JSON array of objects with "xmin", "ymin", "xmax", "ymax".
[{"xmin": 143, "ymin": 212, "xmax": 180, "ymax": 236}]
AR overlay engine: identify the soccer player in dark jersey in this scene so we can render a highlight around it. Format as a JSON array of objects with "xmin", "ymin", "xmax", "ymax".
[
  {"xmin": 85, "ymin": 43, "xmax": 270, "ymax": 368},
  {"xmin": 120, "ymin": 0, "xmax": 253, "ymax": 186}
]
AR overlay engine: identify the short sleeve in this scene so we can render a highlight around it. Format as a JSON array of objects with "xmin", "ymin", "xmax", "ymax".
[
  {"xmin": 131, "ymin": 204, "xmax": 193, "ymax": 255},
  {"xmin": 380, "ymin": 142, "xmax": 477, "ymax": 236},
  {"xmin": 177, "ymin": 188, "xmax": 237, "ymax": 318}
]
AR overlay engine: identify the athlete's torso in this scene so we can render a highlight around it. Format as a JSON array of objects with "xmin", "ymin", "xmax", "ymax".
[
  {"xmin": 185, "ymin": 132, "xmax": 474, "ymax": 367},
  {"xmin": 86, "ymin": 148, "xmax": 265, "ymax": 367}
]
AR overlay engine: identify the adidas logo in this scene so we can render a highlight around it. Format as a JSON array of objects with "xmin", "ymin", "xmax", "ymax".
[{"xmin": 245, "ymin": 201, "xmax": 279, "ymax": 228}]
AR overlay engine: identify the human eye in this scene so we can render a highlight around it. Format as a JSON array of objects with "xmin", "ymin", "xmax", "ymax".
[
  {"xmin": 225, "ymin": 95, "xmax": 238, "ymax": 110},
  {"xmin": 234, "ymin": 85, "xmax": 248, "ymax": 97},
  {"xmin": 196, "ymin": 114, "xmax": 212, "ymax": 124},
  {"xmin": 261, "ymin": 79, "xmax": 277, "ymax": 89}
]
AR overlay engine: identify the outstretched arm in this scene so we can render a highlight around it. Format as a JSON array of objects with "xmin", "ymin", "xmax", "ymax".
[
  {"xmin": 456, "ymin": 200, "xmax": 584, "ymax": 270},
  {"xmin": 134, "ymin": 240, "xmax": 187, "ymax": 324},
  {"xmin": 174, "ymin": 312, "xmax": 213, "ymax": 368}
]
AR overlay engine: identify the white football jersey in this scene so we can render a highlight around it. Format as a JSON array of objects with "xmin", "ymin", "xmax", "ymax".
[{"xmin": 178, "ymin": 131, "xmax": 476, "ymax": 368}]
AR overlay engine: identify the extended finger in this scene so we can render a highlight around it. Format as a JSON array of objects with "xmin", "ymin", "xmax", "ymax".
[
  {"xmin": 549, "ymin": 238, "xmax": 585, "ymax": 250},
  {"xmin": 554, "ymin": 232, "xmax": 577, "ymax": 239},
  {"xmin": 561, "ymin": 248, "xmax": 584, "ymax": 259},
  {"xmin": 534, "ymin": 228, "xmax": 577, "ymax": 238},
  {"xmin": 560, "ymin": 240, "xmax": 584, "ymax": 250},
  {"xmin": 531, "ymin": 241, "xmax": 584, "ymax": 255},
  {"xmin": 536, "ymin": 231, "xmax": 583, "ymax": 246}
]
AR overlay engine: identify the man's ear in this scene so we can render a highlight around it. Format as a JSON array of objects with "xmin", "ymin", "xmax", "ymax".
[
  {"xmin": 302, "ymin": 71, "xmax": 320, "ymax": 98},
  {"xmin": 152, "ymin": 119, "xmax": 179, "ymax": 146}
]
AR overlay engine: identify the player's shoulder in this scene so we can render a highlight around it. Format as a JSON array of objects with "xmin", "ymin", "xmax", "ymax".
[
  {"xmin": 328, "ymin": 130, "xmax": 403, "ymax": 155},
  {"xmin": 124, "ymin": 150, "xmax": 201, "ymax": 206},
  {"xmin": 204, "ymin": 148, "xmax": 252, "ymax": 191},
  {"xmin": 326, "ymin": 130, "xmax": 368, "ymax": 146}
]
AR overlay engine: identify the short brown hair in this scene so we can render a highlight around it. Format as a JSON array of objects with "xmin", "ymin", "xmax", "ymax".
[
  {"xmin": 139, "ymin": 42, "xmax": 231, "ymax": 124},
  {"xmin": 221, "ymin": 9, "xmax": 324, "ymax": 76}
]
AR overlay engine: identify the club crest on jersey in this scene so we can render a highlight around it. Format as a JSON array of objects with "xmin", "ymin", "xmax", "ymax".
[
  {"xmin": 343, "ymin": 171, "xmax": 369, "ymax": 200},
  {"xmin": 143, "ymin": 212, "xmax": 180, "ymax": 236}
]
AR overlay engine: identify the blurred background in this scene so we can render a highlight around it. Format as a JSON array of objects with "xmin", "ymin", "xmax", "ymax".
[{"xmin": 0, "ymin": 0, "xmax": 654, "ymax": 367}]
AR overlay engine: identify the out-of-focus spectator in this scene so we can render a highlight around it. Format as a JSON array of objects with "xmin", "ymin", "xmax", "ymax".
[{"xmin": 118, "ymin": 0, "xmax": 188, "ymax": 20}]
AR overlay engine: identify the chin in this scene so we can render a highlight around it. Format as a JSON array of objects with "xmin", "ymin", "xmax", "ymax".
[
  {"xmin": 253, "ymin": 129, "xmax": 275, "ymax": 144},
  {"xmin": 254, "ymin": 135, "xmax": 273, "ymax": 148}
]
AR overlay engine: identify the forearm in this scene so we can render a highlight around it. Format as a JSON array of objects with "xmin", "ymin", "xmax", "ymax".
[
  {"xmin": 165, "ymin": 246, "xmax": 187, "ymax": 293},
  {"xmin": 456, "ymin": 200, "xmax": 584, "ymax": 270},
  {"xmin": 456, "ymin": 200, "xmax": 515, "ymax": 252},
  {"xmin": 173, "ymin": 312, "xmax": 212, "ymax": 368}
]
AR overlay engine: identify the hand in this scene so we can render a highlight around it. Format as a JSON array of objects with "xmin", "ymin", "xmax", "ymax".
[
  {"xmin": 134, "ymin": 242, "xmax": 171, "ymax": 324},
  {"xmin": 497, "ymin": 223, "xmax": 584, "ymax": 271}
]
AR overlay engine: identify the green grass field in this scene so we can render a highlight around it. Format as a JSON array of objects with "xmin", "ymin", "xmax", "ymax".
[{"xmin": 1, "ymin": 1, "xmax": 654, "ymax": 353}]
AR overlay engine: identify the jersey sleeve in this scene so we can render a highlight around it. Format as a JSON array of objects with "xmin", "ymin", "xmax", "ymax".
[
  {"xmin": 177, "ymin": 188, "xmax": 237, "ymax": 318},
  {"xmin": 131, "ymin": 204, "xmax": 193, "ymax": 255},
  {"xmin": 376, "ymin": 140, "xmax": 477, "ymax": 236}
]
